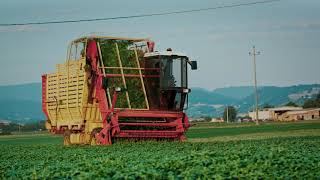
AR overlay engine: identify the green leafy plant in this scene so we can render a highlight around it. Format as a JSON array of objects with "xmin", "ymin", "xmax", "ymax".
[
  {"xmin": 98, "ymin": 39, "xmax": 147, "ymax": 109},
  {"xmin": 1, "ymin": 137, "xmax": 320, "ymax": 179}
]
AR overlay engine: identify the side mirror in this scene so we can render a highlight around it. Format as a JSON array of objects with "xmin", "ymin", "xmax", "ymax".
[{"xmin": 191, "ymin": 61, "xmax": 197, "ymax": 70}]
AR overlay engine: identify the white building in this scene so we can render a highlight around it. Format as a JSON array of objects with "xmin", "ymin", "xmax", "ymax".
[
  {"xmin": 211, "ymin": 118, "xmax": 224, "ymax": 123},
  {"xmin": 248, "ymin": 110, "xmax": 271, "ymax": 120}
]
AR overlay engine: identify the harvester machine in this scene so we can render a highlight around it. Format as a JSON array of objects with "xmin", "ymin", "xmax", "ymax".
[{"xmin": 42, "ymin": 36, "xmax": 197, "ymax": 145}]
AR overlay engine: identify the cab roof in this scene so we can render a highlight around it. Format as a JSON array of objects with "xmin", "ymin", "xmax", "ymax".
[{"xmin": 144, "ymin": 51, "xmax": 187, "ymax": 58}]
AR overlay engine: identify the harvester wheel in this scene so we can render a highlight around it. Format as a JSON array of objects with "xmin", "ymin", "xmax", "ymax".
[
  {"xmin": 89, "ymin": 128, "xmax": 102, "ymax": 145},
  {"xmin": 178, "ymin": 135, "xmax": 187, "ymax": 142},
  {"xmin": 63, "ymin": 130, "xmax": 72, "ymax": 146},
  {"xmin": 79, "ymin": 133, "xmax": 87, "ymax": 145}
]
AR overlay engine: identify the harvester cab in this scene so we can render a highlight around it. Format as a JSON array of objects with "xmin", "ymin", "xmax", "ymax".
[
  {"xmin": 42, "ymin": 36, "xmax": 197, "ymax": 145},
  {"xmin": 144, "ymin": 50, "xmax": 197, "ymax": 111}
]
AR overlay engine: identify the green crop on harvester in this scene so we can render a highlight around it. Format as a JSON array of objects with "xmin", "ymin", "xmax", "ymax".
[{"xmin": 99, "ymin": 39, "xmax": 146, "ymax": 109}]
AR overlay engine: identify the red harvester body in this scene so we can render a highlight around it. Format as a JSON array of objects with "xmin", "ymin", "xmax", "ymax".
[{"xmin": 42, "ymin": 36, "xmax": 197, "ymax": 145}]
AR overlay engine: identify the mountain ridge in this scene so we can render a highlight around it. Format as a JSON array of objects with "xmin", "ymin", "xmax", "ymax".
[{"xmin": 0, "ymin": 83, "xmax": 319, "ymax": 122}]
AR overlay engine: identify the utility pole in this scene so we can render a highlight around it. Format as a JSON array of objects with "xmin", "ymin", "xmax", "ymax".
[
  {"xmin": 249, "ymin": 46, "xmax": 260, "ymax": 125},
  {"xmin": 226, "ymin": 105, "xmax": 229, "ymax": 123}
]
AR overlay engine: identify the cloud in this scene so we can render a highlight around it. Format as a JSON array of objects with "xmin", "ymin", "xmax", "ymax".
[{"xmin": 0, "ymin": 25, "xmax": 48, "ymax": 33}]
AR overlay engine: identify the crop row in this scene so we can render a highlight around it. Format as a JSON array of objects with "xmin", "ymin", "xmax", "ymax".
[{"xmin": 1, "ymin": 136, "xmax": 320, "ymax": 179}]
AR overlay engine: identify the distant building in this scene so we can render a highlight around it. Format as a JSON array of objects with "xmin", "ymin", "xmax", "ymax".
[
  {"xmin": 211, "ymin": 117, "xmax": 224, "ymax": 123},
  {"xmin": 237, "ymin": 113, "xmax": 249, "ymax": 118},
  {"xmin": 278, "ymin": 108, "xmax": 320, "ymax": 121},
  {"xmin": 0, "ymin": 120, "xmax": 11, "ymax": 125},
  {"xmin": 248, "ymin": 110, "xmax": 271, "ymax": 120},
  {"xmin": 248, "ymin": 106, "xmax": 320, "ymax": 121},
  {"xmin": 269, "ymin": 106, "xmax": 303, "ymax": 120},
  {"xmin": 189, "ymin": 117, "xmax": 207, "ymax": 122}
]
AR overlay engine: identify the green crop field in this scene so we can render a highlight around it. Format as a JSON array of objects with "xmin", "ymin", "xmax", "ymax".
[
  {"xmin": 1, "ymin": 121, "xmax": 320, "ymax": 179},
  {"xmin": 187, "ymin": 120, "xmax": 320, "ymax": 139}
]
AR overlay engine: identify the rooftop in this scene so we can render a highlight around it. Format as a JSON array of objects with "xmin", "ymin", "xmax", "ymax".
[
  {"xmin": 286, "ymin": 108, "xmax": 320, "ymax": 115},
  {"xmin": 144, "ymin": 51, "xmax": 187, "ymax": 58},
  {"xmin": 269, "ymin": 106, "xmax": 303, "ymax": 112}
]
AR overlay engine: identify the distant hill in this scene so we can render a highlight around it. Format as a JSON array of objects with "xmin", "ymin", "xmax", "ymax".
[
  {"xmin": 0, "ymin": 99, "xmax": 43, "ymax": 123},
  {"xmin": 237, "ymin": 84, "xmax": 320, "ymax": 112},
  {"xmin": 189, "ymin": 88, "xmax": 237, "ymax": 104},
  {"xmin": 0, "ymin": 83, "xmax": 44, "ymax": 123},
  {"xmin": 187, "ymin": 88, "xmax": 238, "ymax": 118},
  {"xmin": 188, "ymin": 84, "xmax": 320, "ymax": 117},
  {"xmin": 0, "ymin": 83, "xmax": 319, "ymax": 122},
  {"xmin": 0, "ymin": 83, "xmax": 41, "ymax": 102},
  {"xmin": 212, "ymin": 86, "xmax": 254, "ymax": 100}
]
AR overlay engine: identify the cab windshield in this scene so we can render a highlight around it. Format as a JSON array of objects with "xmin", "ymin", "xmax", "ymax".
[{"xmin": 161, "ymin": 56, "xmax": 187, "ymax": 89}]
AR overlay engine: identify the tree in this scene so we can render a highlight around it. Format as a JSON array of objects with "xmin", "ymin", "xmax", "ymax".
[
  {"xmin": 223, "ymin": 106, "xmax": 237, "ymax": 122},
  {"xmin": 0, "ymin": 121, "xmax": 46, "ymax": 134},
  {"xmin": 203, "ymin": 116, "xmax": 212, "ymax": 122},
  {"xmin": 285, "ymin": 101, "xmax": 299, "ymax": 107},
  {"xmin": 303, "ymin": 93, "xmax": 320, "ymax": 108},
  {"xmin": 303, "ymin": 100, "xmax": 316, "ymax": 108}
]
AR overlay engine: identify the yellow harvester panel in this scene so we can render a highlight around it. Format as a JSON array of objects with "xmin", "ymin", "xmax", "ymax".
[{"xmin": 45, "ymin": 58, "xmax": 102, "ymax": 130}]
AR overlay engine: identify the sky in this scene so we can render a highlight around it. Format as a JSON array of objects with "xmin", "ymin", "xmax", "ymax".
[{"xmin": 0, "ymin": 0, "xmax": 319, "ymax": 90}]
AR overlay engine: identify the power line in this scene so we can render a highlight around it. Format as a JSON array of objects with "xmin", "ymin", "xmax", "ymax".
[{"xmin": 0, "ymin": 0, "xmax": 280, "ymax": 26}]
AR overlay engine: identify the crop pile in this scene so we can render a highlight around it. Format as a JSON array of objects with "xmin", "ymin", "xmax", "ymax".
[
  {"xmin": 98, "ymin": 39, "xmax": 147, "ymax": 109},
  {"xmin": 1, "ymin": 136, "xmax": 320, "ymax": 179}
]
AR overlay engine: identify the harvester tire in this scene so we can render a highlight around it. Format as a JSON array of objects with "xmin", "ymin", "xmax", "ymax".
[
  {"xmin": 63, "ymin": 130, "xmax": 72, "ymax": 146},
  {"xmin": 89, "ymin": 128, "xmax": 103, "ymax": 145},
  {"xmin": 178, "ymin": 135, "xmax": 187, "ymax": 142}
]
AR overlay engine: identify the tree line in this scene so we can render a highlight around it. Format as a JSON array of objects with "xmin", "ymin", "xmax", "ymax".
[
  {"xmin": 0, "ymin": 121, "xmax": 45, "ymax": 135},
  {"xmin": 302, "ymin": 94, "xmax": 320, "ymax": 108},
  {"xmin": 263, "ymin": 93, "xmax": 320, "ymax": 109}
]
